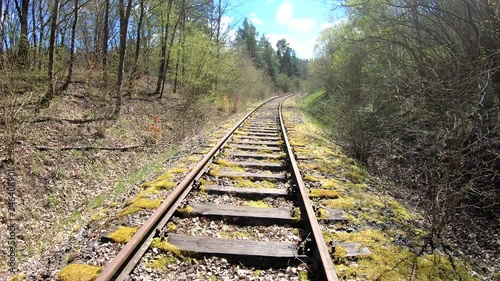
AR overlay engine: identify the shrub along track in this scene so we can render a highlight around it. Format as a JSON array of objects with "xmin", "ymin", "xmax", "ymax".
[{"xmin": 66, "ymin": 95, "xmax": 357, "ymax": 281}]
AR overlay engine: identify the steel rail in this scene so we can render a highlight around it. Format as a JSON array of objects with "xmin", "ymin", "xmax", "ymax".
[
  {"xmin": 96, "ymin": 96, "xmax": 280, "ymax": 281},
  {"xmin": 278, "ymin": 96, "xmax": 339, "ymax": 281}
]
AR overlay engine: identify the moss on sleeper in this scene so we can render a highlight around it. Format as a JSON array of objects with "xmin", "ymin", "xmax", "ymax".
[
  {"xmin": 58, "ymin": 263, "xmax": 102, "ymax": 281},
  {"xmin": 107, "ymin": 226, "xmax": 138, "ymax": 243}
]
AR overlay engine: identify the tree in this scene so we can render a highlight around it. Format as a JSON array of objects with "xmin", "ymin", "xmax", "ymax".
[
  {"xmin": 40, "ymin": 0, "xmax": 60, "ymax": 106},
  {"xmin": 14, "ymin": 0, "xmax": 29, "ymax": 68},
  {"xmin": 114, "ymin": 0, "xmax": 133, "ymax": 118}
]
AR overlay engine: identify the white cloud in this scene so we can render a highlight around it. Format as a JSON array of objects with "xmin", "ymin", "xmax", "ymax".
[
  {"xmin": 276, "ymin": 2, "xmax": 293, "ymax": 24},
  {"xmin": 276, "ymin": 3, "xmax": 316, "ymax": 32},
  {"xmin": 249, "ymin": 12, "xmax": 257, "ymax": 17},
  {"xmin": 266, "ymin": 33, "xmax": 314, "ymax": 59},
  {"xmin": 321, "ymin": 18, "xmax": 348, "ymax": 30},
  {"xmin": 250, "ymin": 17, "xmax": 264, "ymax": 25},
  {"xmin": 288, "ymin": 17, "xmax": 316, "ymax": 32},
  {"xmin": 221, "ymin": 15, "xmax": 236, "ymax": 41}
]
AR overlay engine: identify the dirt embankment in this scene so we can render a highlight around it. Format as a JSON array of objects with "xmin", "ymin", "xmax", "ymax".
[{"xmin": 0, "ymin": 79, "xmax": 253, "ymax": 277}]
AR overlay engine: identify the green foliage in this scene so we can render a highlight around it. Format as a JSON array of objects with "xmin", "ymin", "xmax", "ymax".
[{"xmin": 310, "ymin": 0, "xmax": 500, "ymax": 261}]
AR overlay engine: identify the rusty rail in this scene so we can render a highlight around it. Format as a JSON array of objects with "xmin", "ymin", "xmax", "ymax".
[
  {"xmin": 279, "ymin": 96, "xmax": 338, "ymax": 281},
  {"xmin": 96, "ymin": 96, "xmax": 279, "ymax": 280}
]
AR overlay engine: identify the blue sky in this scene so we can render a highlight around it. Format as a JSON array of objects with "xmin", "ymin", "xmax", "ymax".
[{"xmin": 224, "ymin": 0, "xmax": 344, "ymax": 59}]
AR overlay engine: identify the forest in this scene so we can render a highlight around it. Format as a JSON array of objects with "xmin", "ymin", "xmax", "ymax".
[
  {"xmin": 0, "ymin": 0, "xmax": 498, "ymax": 279},
  {"xmin": 306, "ymin": 0, "xmax": 499, "ymax": 274}
]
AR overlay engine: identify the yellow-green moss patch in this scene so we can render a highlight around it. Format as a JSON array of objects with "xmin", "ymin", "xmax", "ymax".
[
  {"xmin": 8, "ymin": 274, "xmax": 25, "ymax": 281},
  {"xmin": 120, "ymin": 198, "xmax": 162, "ymax": 216},
  {"xmin": 58, "ymin": 263, "xmax": 102, "ymax": 281},
  {"xmin": 243, "ymin": 200, "xmax": 270, "ymax": 208},
  {"xmin": 308, "ymin": 189, "xmax": 340, "ymax": 199},
  {"xmin": 235, "ymin": 179, "xmax": 275, "ymax": 189},
  {"xmin": 177, "ymin": 206, "xmax": 194, "ymax": 215},
  {"xmin": 315, "ymin": 208, "xmax": 330, "ymax": 219},
  {"xmin": 146, "ymin": 255, "xmax": 178, "ymax": 269},
  {"xmin": 151, "ymin": 238, "xmax": 182, "ymax": 256},
  {"xmin": 323, "ymin": 197, "xmax": 356, "ymax": 209},
  {"xmin": 168, "ymin": 167, "xmax": 190, "ymax": 173},
  {"xmin": 107, "ymin": 226, "xmax": 138, "ymax": 243},
  {"xmin": 167, "ymin": 222, "xmax": 177, "ymax": 231},
  {"xmin": 90, "ymin": 209, "xmax": 109, "ymax": 222},
  {"xmin": 304, "ymin": 174, "xmax": 323, "ymax": 182},
  {"xmin": 292, "ymin": 207, "xmax": 301, "ymax": 220}
]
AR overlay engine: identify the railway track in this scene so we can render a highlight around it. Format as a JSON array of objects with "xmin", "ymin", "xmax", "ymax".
[{"xmin": 97, "ymin": 96, "xmax": 339, "ymax": 280}]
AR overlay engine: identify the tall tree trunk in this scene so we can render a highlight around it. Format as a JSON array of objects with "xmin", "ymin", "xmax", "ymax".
[
  {"xmin": 37, "ymin": 0, "xmax": 43, "ymax": 70},
  {"xmin": 31, "ymin": 0, "xmax": 36, "ymax": 68},
  {"xmin": 113, "ymin": 0, "xmax": 133, "ymax": 118},
  {"xmin": 213, "ymin": 0, "xmax": 222, "ymax": 90},
  {"xmin": 154, "ymin": 0, "xmax": 173, "ymax": 95},
  {"xmin": 41, "ymin": 0, "xmax": 60, "ymax": 106},
  {"xmin": 14, "ymin": 0, "xmax": 29, "ymax": 68},
  {"xmin": 161, "ymin": 3, "xmax": 182, "ymax": 98},
  {"xmin": 131, "ymin": 0, "xmax": 144, "ymax": 78},
  {"xmin": 0, "ymin": 0, "xmax": 4, "ymax": 69},
  {"xmin": 63, "ymin": 0, "xmax": 79, "ymax": 91},
  {"xmin": 102, "ymin": 0, "xmax": 110, "ymax": 78},
  {"xmin": 173, "ymin": 0, "xmax": 186, "ymax": 94}
]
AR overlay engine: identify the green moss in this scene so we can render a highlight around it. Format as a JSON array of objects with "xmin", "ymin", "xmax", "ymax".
[
  {"xmin": 333, "ymin": 245, "xmax": 348, "ymax": 262},
  {"xmin": 235, "ymin": 179, "xmax": 275, "ymax": 189},
  {"xmin": 243, "ymin": 200, "xmax": 270, "ymax": 208},
  {"xmin": 151, "ymin": 238, "xmax": 182, "ymax": 257},
  {"xmin": 168, "ymin": 167, "xmax": 190, "ymax": 173},
  {"xmin": 304, "ymin": 174, "xmax": 323, "ymax": 182},
  {"xmin": 167, "ymin": 222, "xmax": 177, "ymax": 231},
  {"xmin": 107, "ymin": 226, "xmax": 138, "ymax": 243},
  {"xmin": 142, "ymin": 179, "xmax": 177, "ymax": 190},
  {"xmin": 58, "ymin": 264, "xmax": 102, "ymax": 281},
  {"xmin": 8, "ymin": 274, "xmax": 25, "ymax": 281},
  {"xmin": 177, "ymin": 206, "xmax": 194, "ymax": 215},
  {"xmin": 146, "ymin": 255, "xmax": 178, "ymax": 269},
  {"xmin": 90, "ymin": 209, "xmax": 109, "ymax": 222},
  {"xmin": 315, "ymin": 208, "xmax": 329, "ymax": 219},
  {"xmin": 323, "ymin": 198, "xmax": 356, "ymax": 209},
  {"xmin": 323, "ymin": 228, "xmax": 476, "ymax": 281},
  {"xmin": 321, "ymin": 179, "xmax": 343, "ymax": 189},
  {"xmin": 308, "ymin": 189, "xmax": 340, "ymax": 199},
  {"xmin": 299, "ymin": 270, "xmax": 308, "ymax": 281},
  {"xmin": 341, "ymin": 170, "xmax": 366, "ymax": 183},
  {"xmin": 120, "ymin": 198, "xmax": 162, "ymax": 216},
  {"xmin": 292, "ymin": 208, "xmax": 301, "ymax": 220}
]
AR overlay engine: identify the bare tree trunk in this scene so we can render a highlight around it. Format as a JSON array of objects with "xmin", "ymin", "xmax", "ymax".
[
  {"xmin": 63, "ymin": 0, "xmax": 79, "ymax": 91},
  {"xmin": 37, "ymin": 0, "xmax": 43, "ymax": 70},
  {"xmin": 41, "ymin": 0, "xmax": 60, "ymax": 106},
  {"xmin": 154, "ymin": 0, "xmax": 173, "ymax": 96},
  {"xmin": 102, "ymin": 0, "xmax": 110, "ymax": 80},
  {"xmin": 14, "ymin": 0, "xmax": 29, "ymax": 68},
  {"xmin": 161, "ymin": 3, "xmax": 182, "ymax": 98},
  {"xmin": 31, "ymin": 0, "xmax": 36, "ymax": 68},
  {"xmin": 113, "ymin": 0, "xmax": 133, "ymax": 118},
  {"xmin": 0, "ymin": 0, "xmax": 4, "ymax": 69},
  {"xmin": 173, "ymin": 1, "xmax": 186, "ymax": 93},
  {"xmin": 131, "ymin": 0, "xmax": 144, "ymax": 78}
]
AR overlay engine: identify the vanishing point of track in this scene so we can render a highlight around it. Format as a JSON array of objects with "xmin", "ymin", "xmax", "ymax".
[{"xmin": 96, "ymin": 96, "xmax": 338, "ymax": 280}]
